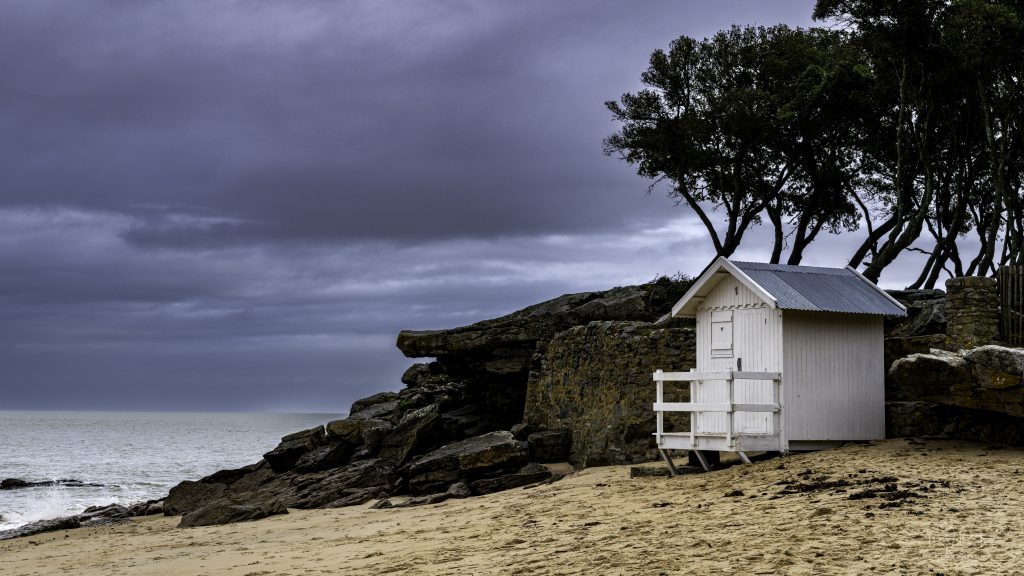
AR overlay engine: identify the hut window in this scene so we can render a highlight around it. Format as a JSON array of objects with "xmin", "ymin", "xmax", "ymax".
[{"xmin": 710, "ymin": 310, "xmax": 733, "ymax": 357}]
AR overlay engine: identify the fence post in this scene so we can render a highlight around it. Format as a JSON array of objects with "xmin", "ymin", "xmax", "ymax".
[
  {"xmin": 725, "ymin": 370, "xmax": 734, "ymax": 449},
  {"xmin": 655, "ymin": 369, "xmax": 664, "ymax": 446}
]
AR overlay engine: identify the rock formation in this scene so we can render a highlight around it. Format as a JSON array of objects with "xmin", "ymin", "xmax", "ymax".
[{"xmin": 153, "ymin": 277, "xmax": 694, "ymax": 526}]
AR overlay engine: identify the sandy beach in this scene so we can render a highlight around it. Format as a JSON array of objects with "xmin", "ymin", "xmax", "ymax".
[{"xmin": 3, "ymin": 439, "xmax": 1023, "ymax": 576}]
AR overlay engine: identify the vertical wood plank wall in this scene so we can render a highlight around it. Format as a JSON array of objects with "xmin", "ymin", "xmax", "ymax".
[
  {"xmin": 695, "ymin": 276, "xmax": 782, "ymax": 436},
  {"xmin": 782, "ymin": 311, "xmax": 885, "ymax": 441}
]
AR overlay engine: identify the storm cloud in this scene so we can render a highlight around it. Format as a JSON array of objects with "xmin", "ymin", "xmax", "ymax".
[{"xmin": 0, "ymin": 1, "xmax": 877, "ymax": 412}]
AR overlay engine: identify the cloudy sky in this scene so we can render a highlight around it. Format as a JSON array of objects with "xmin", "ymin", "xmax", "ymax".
[{"xmin": 2, "ymin": 1, "xmax": 919, "ymax": 412}]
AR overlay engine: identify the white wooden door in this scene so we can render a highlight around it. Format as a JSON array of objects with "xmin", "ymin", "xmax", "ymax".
[{"xmin": 732, "ymin": 309, "xmax": 777, "ymax": 435}]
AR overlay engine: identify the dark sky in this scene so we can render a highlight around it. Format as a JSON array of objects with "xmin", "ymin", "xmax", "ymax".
[{"xmin": 2, "ymin": 1, "xmax": 916, "ymax": 412}]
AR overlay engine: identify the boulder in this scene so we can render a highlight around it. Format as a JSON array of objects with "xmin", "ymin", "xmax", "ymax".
[
  {"xmin": 888, "ymin": 350, "xmax": 973, "ymax": 401},
  {"xmin": 0, "ymin": 516, "xmax": 80, "ymax": 541},
  {"xmin": 526, "ymin": 429, "xmax": 572, "ymax": 463},
  {"xmin": 146, "ymin": 501, "xmax": 165, "ymax": 516},
  {"xmin": 407, "ymin": 431, "xmax": 528, "ymax": 494},
  {"xmin": 0, "ymin": 478, "xmax": 101, "ymax": 490},
  {"xmin": 350, "ymin": 391, "xmax": 400, "ymax": 416},
  {"xmin": 888, "ymin": 347, "xmax": 1024, "ymax": 418},
  {"xmin": 293, "ymin": 442, "xmax": 354, "ymax": 472},
  {"xmin": 377, "ymin": 404, "xmax": 440, "ymax": 464},
  {"xmin": 446, "ymin": 482, "xmax": 472, "ymax": 498},
  {"xmin": 962, "ymin": 346, "xmax": 1024, "ymax": 389},
  {"xmin": 263, "ymin": 426, "xmax": 326, "ymax": 473},
  {"xmin": 348, "ymin": 401, "xmax": 399, "ymax": 422},
  {"xmin": 469, "ymin": 463, "xmax": 553, "ymax": 495},
  {"xmin": 263, "ymin": 458, "xmax": 397, "ymax": 509},
  {"xmin": 200, "ymin": 462, "xmax": 263, "ymax": 486},
  {"xmin": 326, "ymin": 418, "xmax": 391, "ymax": 448},
  {"xmin": 401, "ymin": 362, "xmax": 446, "ymax": 387},
  {"xmin": 361, "ymin": 421, "xmax": 394, "ymax": 454},
  {"xmin": 164, "ymin": 480, "xmax": 227, "ymax": 516},
  {"xmin": 178, "ymin": 500, "xmax": 287, "ymax": 528},
  {"xmin": 78, "ymin": 504, "xmax": 130, "ymax": 522}
]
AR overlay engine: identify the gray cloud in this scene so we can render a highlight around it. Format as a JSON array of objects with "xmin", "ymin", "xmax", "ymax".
[{"xmin": 0, "ymin": 1, "xmax": 837, "ymax": 411}]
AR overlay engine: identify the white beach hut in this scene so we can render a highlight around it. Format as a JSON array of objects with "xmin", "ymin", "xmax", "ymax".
[{"xmin": 653, "ymin": 257, "xmax": 907, "ymax": 470}]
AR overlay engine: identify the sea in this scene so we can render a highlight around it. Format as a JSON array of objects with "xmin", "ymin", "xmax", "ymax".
[{"xmin": 0, "ymin": 410, "xmax": 343, "ymax": 531}]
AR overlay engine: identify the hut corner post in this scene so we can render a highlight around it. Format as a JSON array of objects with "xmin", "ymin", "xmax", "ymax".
[{"xmin": 654, "ymin": 369, "xmax": 678, "ymax": 476}]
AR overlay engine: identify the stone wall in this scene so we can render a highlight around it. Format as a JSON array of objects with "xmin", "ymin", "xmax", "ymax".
[
  {"xmin": 523, "ymin": 321, "xmax": 695, "ymax": 467},
  {"xmin": 945, "ymin": 276, "xmax": 1000, "ymax": 349}
]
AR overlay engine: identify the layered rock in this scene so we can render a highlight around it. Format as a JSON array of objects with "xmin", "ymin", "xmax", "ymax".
[
  {"xmin": 178, "ymin": 500, "xmax": 287, "ymax": 528},
  {"xmin": 407, "ymin": 431, "xmax": 528, "ymax": 494},
  {"xmin": 889, "ymin": 345, "xmax": 1024, "ymax": 420},
  {"xmin": 395, "ymin": 278, "xmax": 692, "ymax": 431},
  {"xmin": 144, "ymin": 278, "xmax": 696, "ymax": 527}
]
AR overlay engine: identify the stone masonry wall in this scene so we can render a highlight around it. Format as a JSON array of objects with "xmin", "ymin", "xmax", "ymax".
[
  {"xmin": 945, "ymin": 276, "xmax": 1000, "ymax": 349},
  {"xmin": 523, "ymin": 321, "xmax": 695, "ymax": 467}
]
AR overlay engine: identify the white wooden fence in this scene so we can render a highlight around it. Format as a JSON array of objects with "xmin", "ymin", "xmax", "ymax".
[{"xmin": 653, "ymin": 369, "xmax": 784, "ymax": 454}]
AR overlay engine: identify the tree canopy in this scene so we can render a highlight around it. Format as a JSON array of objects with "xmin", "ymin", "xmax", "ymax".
[{"xmin": 606, "ymin": 0, "xmax": 1024, "ymax": 285}]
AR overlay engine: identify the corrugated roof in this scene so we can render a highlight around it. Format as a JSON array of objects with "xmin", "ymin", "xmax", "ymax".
[{"xmin": 730, "ymin": 261, "xmax": 906, "ymax": 316}]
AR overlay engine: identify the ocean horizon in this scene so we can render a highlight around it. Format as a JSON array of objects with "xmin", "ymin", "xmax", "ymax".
[{"xmin": 0, "ymin": 410, "xmax": 344, "ymax": 531}]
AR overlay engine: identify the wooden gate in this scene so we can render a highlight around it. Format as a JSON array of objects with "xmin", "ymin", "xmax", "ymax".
[{"xmin": 999, "ymin": 266, "xmax": 1024, "ymax": 346}]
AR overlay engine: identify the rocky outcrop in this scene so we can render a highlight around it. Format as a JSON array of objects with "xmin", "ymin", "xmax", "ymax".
[
  {"xmin": 178, "ymin": 500, "xmax": 287, "ymax": 528},
  {"xmin": 889, "ymin": 345, "xmax": 1024, "ymax": 421},
  {"xmin": 350, "ymin": 392, "xmax": 399, "ymax": 415},
  {"xmin": 0, "ymin": 478, "xmax": 103, "ymax": 490},
  {"xmin": 395, "ymin": 278, "xmax": 692, "ymax": 431},
  {"xmin": 0, "ymin": 501, "xmax": 137, "ymax": 541},
  {"xmin": 164, "ymin": 480, "xmax": 228, "ymax": 516},
  {"xmin": 525, "ymin": 321, "xmax": 696, "ymax": 466},
  {"xmin": 263, "ymin": 426, "xmax": 326, "ymax": 473},
  {"xmin": 407, "ymin": 431, "xmax": 528, "ymax": 494},
  {"xmin": 469, "ymin": 463, "xmax": 553, "ymax": 495},
  {"xmin": 377, "ymin": 404, "xmax": 441, "ymax": 464},
  {"xmin": 133, "ymin": 278, "xmax": 694, "ymax": 528},
  {"xmin": 0, "ymin": 516, "xmax": 80, "ymax": 541}
]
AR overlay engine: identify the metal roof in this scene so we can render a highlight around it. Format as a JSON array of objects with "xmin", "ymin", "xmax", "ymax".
[
  {"xmin": 671, "ymin": 257, "xmax": 907, "ymax": 317},
  {"xmin": 730, "ymin": 261, "xmax": 906, "ymax": 315}
]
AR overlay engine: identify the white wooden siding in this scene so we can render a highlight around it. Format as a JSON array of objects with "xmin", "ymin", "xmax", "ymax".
[
  {"xmin": 782, "ymin": 311, "xmax": 885, "ymax": 441},
  {"xmin": 700, "ymin": 276, "xmax": 764, "ymax": 309},
  {"xmin": 694, "ymin": 277, "xmax": 782, "ymax": 438}
]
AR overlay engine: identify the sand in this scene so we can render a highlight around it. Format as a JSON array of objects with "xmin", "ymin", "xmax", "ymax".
[{"xmin": 2, "ymin": 439, "xmax": 1024, "ymax": 575}]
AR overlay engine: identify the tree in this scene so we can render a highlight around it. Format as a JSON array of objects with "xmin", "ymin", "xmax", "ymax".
[
  {"xmin": 605, "ymin": 25, "xmax": 866, "ymax": 264},
  {"xmin": 816, "ymin": 0, "xmax": 1024, "ymax": 283}
]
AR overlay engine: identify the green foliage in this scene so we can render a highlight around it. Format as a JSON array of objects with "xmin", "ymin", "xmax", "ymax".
[
  {"xmin": 609, "ymin": 1, "xmax": 1024, "ymax": 285},
  {"xmin": 605, "ymin": 25, "xmax": 870, "ymax": 264}
]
